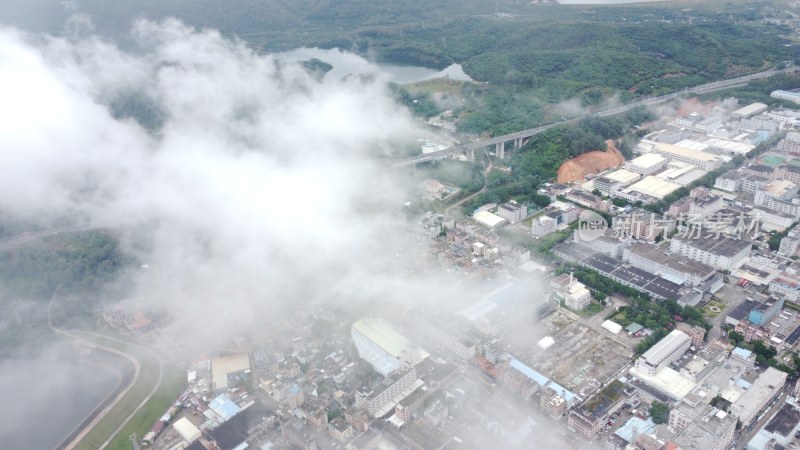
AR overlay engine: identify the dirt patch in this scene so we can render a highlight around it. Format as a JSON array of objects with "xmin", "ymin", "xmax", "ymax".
[
  {"xmin": 676, "ymin": 96, "xmax": 718, "ymax": 117},
  {"xmin": 557, "ymin": 140, "xmax": 625, "ymax": 183}
]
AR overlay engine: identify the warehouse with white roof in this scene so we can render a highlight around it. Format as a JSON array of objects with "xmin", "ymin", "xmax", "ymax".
[{"xmin": 351, "ymin": 318, "xmax": 429, "ymax": 376}]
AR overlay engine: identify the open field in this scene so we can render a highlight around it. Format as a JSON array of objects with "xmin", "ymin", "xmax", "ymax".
[
  {"xmin": 508, "ymin": 309, "xmax": 634, "ymax": 398},
  {"xmin": 106, "ymin": 368, "xmax": 184, "ymax": 450}
]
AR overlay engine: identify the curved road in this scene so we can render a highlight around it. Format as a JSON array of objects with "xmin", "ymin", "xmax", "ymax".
[{"xmin": 48, "ymin": 290, "xmax": 164, "ymax": 450}]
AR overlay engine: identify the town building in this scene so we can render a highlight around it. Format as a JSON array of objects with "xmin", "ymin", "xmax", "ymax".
[
  {"xmin": 714, "ymin": 169, "xmax": 743, "ymax": 192},
  {"xmin": 616, "ymin": 176, "xmax": 682, "ymax": 204},
  {"xmin": 732, "ymin": 102, "xmax": 768, "ymax": 118},
  {"xmin": 741, "ymin": 164, "xmax": 775, "ymax": 179},
  {"xmin": 634, "ymin": 330, "xmax": 691, "ymax": 376},
  {"xmin": 540, "ymin": 386, "xmax": 569, "ymax": 418},
  {"xmin": 741, "ymin": 175, "xmax": 770, "ymax": 194},
  {"xmin": 775, "ymin": 164, "xmax": 800, "ymax": 185},
  {"xmin": 611, "ymin": 209, "xmax": 673, "ymax": 242},
  {"xmin": 676, "ymin": 322, "xmax": 706, "ymax": 348},
  {"xmin": 769, "ymin": 271, "xmax": 800, "ymax": 302},
  {"xmin": 730, "ymin": 347, "xmax": 756, "ymax": 373},
  {"xmin": 625, "ymin": 153, "xmax": 668, "ymax": 176},
  {"xmin": 328, "ymin": 418, "xmax": 354, "ymax": 443},
  {"xmin": 355, "ymin": 367, "xmax": 421, "ymax": 418},
  {"xmin": 574, "ymin": 228, "xmax": 632, "ymax": 259},
  {"xmin": 748, "ymin": 297, "xmax": 785, "ymax": 326},
  {"xmin": 739, "ymin": 117, "xmax": 778, "ymax": 132},
  {"xmin": 730, "ymin": 367, "xmax": 787, "ymax": 429},
  {"xmin": 670, "ymin": 405, "xmax": 736, "ymax": 450},
  {"xmin": 532, "ymin": 215, "xmax": 557, "ymax": 238},
  {"xmin": 648, "ymin": 141, "xmax": 723, "ymax": 171},
  {"xmin": 472, "ymin": 210, "xmax": 507, "ymax": 229},
  {"xmin": 669, "ymin": 236, "xmax": 751, "ymax": 271},
  {"xmin": 567, "ymin": 380, "xmax": 625, "ymax": 439},
  {"xmin": 551, "ymin": 273, "xmax": 591, "ymax": 311},
  {"xmin": 688, "ymin": 193, "xmax": 724, "ymax": 219},
  {"xmin": 623, "ymin": 243, "xmax": 716, "ymax": 287},
  {"xmin": 211, "ymin": 353, "xmax": 252, "ymax": 393},
  {"xmin": 351, "ymin": 318, "xmax": 429, "ymax": 377},
  {"xmin": 755, "ymin": 206, "xmax": 798, "ymax": 232},
  {"xmin": 566, "ymin": 190, "xmax": 610, "ymax": 212},
  {"xmin": 496, "ymin": 200, "xmax": 528, "ymax": 224},
  {"xmin": 594, "ymin": 169, "xmax": 641, "ymax": 196},
  {"xmin": 771, "ymin": 90, "xmax": 800, "ymax": 105},
  {"xmin": 754, "ymin": 180, "xmax": 800, "ymax": 220},
  {"xmin": 747, "ymin": 403, "xmax": 800, "ymax": 450}
]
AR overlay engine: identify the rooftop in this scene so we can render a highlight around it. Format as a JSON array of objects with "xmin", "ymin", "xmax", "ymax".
[
  {"xmin": 641, "ymin": 330, "xmax": 690, "ymax": 366},
  {"xmin": 628, "ymin": 153, "xmax": 667, "ymax": 169},
  {"xmin": 732, "ymin": 102, "xmax": 768, "ymax": 117},
  {"xmin": 763, "ymin": 179, "xmax": 797, "ymax": 197},
  {"xmin": 764, "ymin": 403, "xmax": 800, "ymax": 437},
  {"xmin": 211, "ymin": 353, "xmax": 251, "ymax": 391},
  {"xmin": 603, "ymin": 169, "xmax": 641, "ymax": 184},
  {"xmin": 653, "ymin": 142, "xmax": 719, "ymax": 162},
  {"xmin": 624, "ymin": 176, "xmax": 681, "ymax": 199},
  {"xmin": 672, "ymin": 236, "xmax": 751, "ymax": 258},
  {"xmin": 615, "ymin": 417, "xmax": 656, "ymax": 443},
  {"xmin": 473, "ymin": 210, "xmax": 506, "ymax": 228},
  {"xmin": 352, "ymin": 318, "xmax": 421, "ymax": 361},
  {"xmin": 627, "ymin": 243, "xmax": 715, "ymax": 279}
]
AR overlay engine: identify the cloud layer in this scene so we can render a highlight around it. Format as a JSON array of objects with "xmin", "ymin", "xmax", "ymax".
[{"xmin": 0, "ymin": 19, "xmax": 427, "ymax": 345}]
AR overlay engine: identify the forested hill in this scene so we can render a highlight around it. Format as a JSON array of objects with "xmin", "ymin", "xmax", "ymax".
[{"xmin": 3, "ymin": 0, "xmax": 795, "ymax": 136}]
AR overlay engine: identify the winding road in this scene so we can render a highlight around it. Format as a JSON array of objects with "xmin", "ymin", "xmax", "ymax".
[{"xmin": 48, "ymin": 288, "xmax": 164, "ymax": 450}]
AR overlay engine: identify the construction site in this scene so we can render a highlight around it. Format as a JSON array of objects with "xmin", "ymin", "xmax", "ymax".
[{"xmin": 507, "ymin": 308, "xmax": 635, "ymax": 399}]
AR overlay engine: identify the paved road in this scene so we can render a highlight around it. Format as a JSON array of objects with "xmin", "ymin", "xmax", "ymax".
[
  {"xmin": 735, "ymin": 387, "xmax": 789, "ymax": 450},
  {"xmin": 390, "ymin": 65, "xmax": 798, "ymax": 168}
]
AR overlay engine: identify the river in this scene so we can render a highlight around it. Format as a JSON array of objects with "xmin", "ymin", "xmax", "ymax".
[{"xmin": 272, "ymin": 47, "xmax": 473, "ymax": 84}]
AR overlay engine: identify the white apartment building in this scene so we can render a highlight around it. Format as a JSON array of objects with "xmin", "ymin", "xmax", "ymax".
[
  {"xmin": 714, "ymin": 170, "xmax": 743, "ymax": 192},
  {"xmin": 532, "ymin": 215, "xmax": 557, "ymax": 238},
  {"xmin": 355, "ymin": 367, "xmax": 421, "ymax": 417},
  {"xmin": 497, "ymin": 200, "xmax": 528, "ymax": 224},
  {"xmin": 688, "ymin": 194, "xmax": 724, "ymax": 219},
  {"xmin": 769, "ymin": 271, "xmax": 800, "ymax": 302}
]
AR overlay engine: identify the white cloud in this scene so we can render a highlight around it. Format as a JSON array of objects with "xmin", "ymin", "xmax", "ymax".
[{"xmin": 0, "ymin": 19, "xmax": 427, "ymax": 345}]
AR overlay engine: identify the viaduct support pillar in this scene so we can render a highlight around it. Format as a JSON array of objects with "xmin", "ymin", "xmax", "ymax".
[
  {"xmin": 514, "ymin": 138, "xmax": 523, "ymax": 149},
  {"xmin": 496, "ymin": 142, "xmax": 505, "ymax": 159},
  {"xmin": 467, "ymin": 148, "xmax": 475, "ymax": 161}
]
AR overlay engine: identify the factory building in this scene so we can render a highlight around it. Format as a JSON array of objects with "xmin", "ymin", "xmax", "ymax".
[
  {"xmin": 634, "ymin": 330, "xmax": 691, "ymax": 376},
  {"xmin": 351, "ymin": 318, "xmax": 429, "ymax": 377},
  {"xmin": 647, "ymin": 141, "xmax": 723, "ymax": 172},
  {"xmin": 625, "ymin": 153, "xmax": 668, "ymax": 176},
  {"xmin": 623, "ymin": 243, "xmax": 715, "ymax": 287},
  {"xmin": 669, "ymin": 236, "xmax": 751, "ymax": 271},
  {"xmin": 771, "ymin": 90, "xmax": 800, "ymax": 105}
]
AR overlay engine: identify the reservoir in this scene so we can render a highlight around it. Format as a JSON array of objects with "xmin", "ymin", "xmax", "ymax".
[
  {"xmin": 0, "ymin": 352, "xmax": 120, "ymax": 450},
  {"xmin": 273, "ymin": 47, "xmax": 473, "ymax": 84}
]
